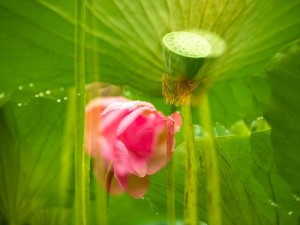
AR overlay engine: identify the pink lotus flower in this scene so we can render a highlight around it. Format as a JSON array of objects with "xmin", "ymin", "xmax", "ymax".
[{"xmin": 85, "ymin": 97, "xmax": 182, "ymax": 198}]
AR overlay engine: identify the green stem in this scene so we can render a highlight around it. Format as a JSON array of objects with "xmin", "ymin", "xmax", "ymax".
[
  {"xmin": 74, "ymin": 0, "xmax": 90, "ymax": 224},
  {"xmin": 94, "ymin": 173, "xmax": 109, "ymax": 225},
  {"xmin": 183, "ymin": 100, "xmax": 198, "ymax": 225},
  {"xmin": 167, "ymin": 155, "xmax": 176, "ymax": 225},
  {"xmin": 60, "ymin": 90, "xmax": 76, "ymax": 223},
  {"xmin": 200, "ymin": 94, "xmax": 221, "ymax": 225},
  {"xmin": 167, "ymin": 105, "xmax": 177, "ymax": 225}
]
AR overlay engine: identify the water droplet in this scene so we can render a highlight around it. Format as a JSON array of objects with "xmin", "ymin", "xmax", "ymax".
[
  {"xmin": 63, "ymin": 97, "xmax": 68, "ymax": 100},
  {"xmin": 0, "ymin": 93, "xmax": 4, "ymax": 98},
  {"xmin": 288, "ymin": 211, "xmax": 293, "ymax": 215},
  {"xmin": 141, "ymin": 197, "xmax": 144, "ymax": 200},
  {"xmin": 268, "ymin": 199, "xmax": 278, "ymax": 207},
  {"xmin": 77, "ymin": 93, "xmax": 81, "ymax": 96},
  {"xmin": 17, "ymin": 103, "xmax": 22, "ymax": 107},
  {"xmin": 39, "ymin": 92, "xmax": 44, "ymax": 97},
  {"xmin": 57, "ymin": 99, "xmax": 61, "ymax": 103},
  {"xmin": 60, "ymin": 87, "xmax": 64, "ymax": 91},
  {"xmin": 46, "ymin": 90, "xmax": 51, "ymax": 95},
  {"xmin": 155, "ymin": 212, "xmax": 159, "ymax": 215},
  {"xmin": 293, "ymin": 194, "xmax": 300, "ymax": 202},
  {"xmin": 29, "ymin": 83, "xmax": 34, "ymax": 87},
  {"xmin": 35, "ymin": 94, "xmax": 39, "ymax": 98},
  {"xmin": 18, "ymin": 86, "xmax": 23, "ymax": 90}
]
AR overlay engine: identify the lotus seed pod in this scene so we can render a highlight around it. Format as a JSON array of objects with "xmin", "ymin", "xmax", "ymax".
[{"xmin": 162, "ymin": 31, "xmax": 212, "ymax": 80}]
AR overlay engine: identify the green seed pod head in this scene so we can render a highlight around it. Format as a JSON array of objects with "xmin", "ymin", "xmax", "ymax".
[{"xmin": 162, "ymin": 31, "xmax": 211, "ymax": 80}]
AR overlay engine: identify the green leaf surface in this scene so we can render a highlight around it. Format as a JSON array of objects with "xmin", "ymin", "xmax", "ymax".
[
  {"xmin": 1, "ymin": 99, "xmax": 299, "ymax": 225},
  {"xmin": 0, "ymin": 98, "xmax": 69, "ymax": 224},
  {"xmin": 0, "ymin": 1, "xmax": 300, "ymax": 225},
  {"xmin": 1, "ymin": 0, "xmax": 300, "ymax": 125},
  {"xmin": 106, "ymin": 131, "xmax": 300, "ymax": 225},
  {"xmin": 265, "ymin": 40, "xmax": 300, "ymax": 196}
]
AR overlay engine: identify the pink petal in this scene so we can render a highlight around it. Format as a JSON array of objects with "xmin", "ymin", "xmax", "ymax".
[
  {"xmin": 170, "ymin": 112, "xmax": 182, "ymax": 132},
  {"xmin": 147, "ymin": 129, "xmax": 169, "ymax": 174},
  {"xmin": 109, "ymin": 175, "xmax": 124, "ymax": 195},
  {"xmin": 166, "ymin": 118, "xmax": 176, "ymax": 160},
  {"xmin": 94, "ymin": 159, "xmax": 123, "ymax": 195},
  {"xmin": 100, "ymin": 109, "xmax": 132, "ymax": 160},
  {"xmin": 85, "ymin": 102, "xmax": 102, "ymax": 156},
  {"xmin": 147, "ymin": 146, "xmax": 168, "ymax": 174},
  {"xmin": 118, "ymin": 113, "xmax": 156, "ymax": 158},
  {"xmin": 147, "ymin": 113, "xmax": 179, "ymax": 174},
  {"xmin": 115, "ymin": 172, "xmax": 128, "ymax": 189},
  {"xmin": 116, "ymin": 107, "xmax": 148, "ymax": 136},
  {"xmin": 96, "ymin": 136, "xmax": 113, "ymax": 160},
  {"xmin": 125, "ymin": 175, "xmax": 150, "ymax": 198}
]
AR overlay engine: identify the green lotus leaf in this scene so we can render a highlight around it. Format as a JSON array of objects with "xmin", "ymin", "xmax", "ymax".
[{"xmin": 265, "ymin": 40, "xmax": 300, "ymax": 196}]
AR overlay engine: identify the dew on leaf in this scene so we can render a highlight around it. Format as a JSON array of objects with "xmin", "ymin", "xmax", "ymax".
[
  {"xmin": 268, "ymin": 199, "xmax": 278, "ymax": 207},
  {"xmin": 288, "ymin": 211, "xmax": 293, "ymax": 215},
  {"xmin": 63, "ymin": 97, "xmax": 68, "ymax": 100},
  {"xmin": 293, "ymin": 194, "xmax": 300, "ymax": 202},
  {"xmin": 29, "ymin": 83, "xmax": 34, "ymax": 87},
  {"xmin": 0, "ymin": 93, "xmax": 5, "ymax": 98},
  {"xmin": 17, "ymin": 103, "xmax": 22, "ymax": 107},
  {"xmin": 46, "ymin": 90, "xmax": 51, "ymax": 95},
  {"xmin": 18, "ymin": 85, "xmax": 23, "ymax": 90},
  {"xmin": 57, "ymin": 99, "xmax": 61, "ymax": 103}
]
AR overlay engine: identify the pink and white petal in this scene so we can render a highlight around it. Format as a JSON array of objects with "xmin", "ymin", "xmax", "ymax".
[
  {"xmin": 101, "ymin": 108, "xmax": 130, "ymax": 133},
  {"xmin": 129, "ymin": 152, "xmax": 148, "ymax": 177},
  {"xmin": 131, "ymin": 101, "xmax": 155, "ymax": 110},
  {"xmin": 101, "ymin": 101, "xmax": 133, "ymax": 115},
  {"xmin": 85, "ymin": 97, "xmax": 127, "ymax": 113},
  {"xmin": 102, "ymin": 100, "xmax": 152, "ymax": 115},
  {"xmin": 170, "ymin": 112, "xmax": 182, "ymax": 132},
  {"xmin": 95, "ymin": 136, "xmax": 114, "ymax": 160},
  {"xmin": 113, "ymin": 140, "xmax": 132, "ymax": 176},
  {"xmin": 126, "ymin": 175, "xmax": 150, "ymax": 199},
  {"xmin": 85, "ymin": 97, "xmax": 129, "ymax": 157}
]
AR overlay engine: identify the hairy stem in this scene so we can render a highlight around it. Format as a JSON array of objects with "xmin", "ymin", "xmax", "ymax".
[
  {"xmin": 200, "ymin": 93, "xmax": 221, "ymax": 225},
  {"xmin": 183, "ymin": 98, "xmax": 198, "ymax": 225},
  {"xmin": 167, "ymin": 105, "xmax": 177, "ymax": 225}
]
